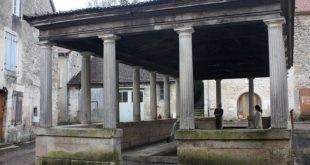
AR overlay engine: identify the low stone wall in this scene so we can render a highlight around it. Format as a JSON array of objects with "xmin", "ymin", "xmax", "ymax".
[
  {"xmin": 195, "ymin": 118, "xmax": 216, "ymax": 129},
  {"xmin": 176, "ymin": 129, "xmax": 291, "ymax": 165},
  {"xmin": 118, "ymin": 119, "xmax": 176, "ymax": 150},
  {"xmin": 35, "ymin": 126, "xmax": 123, "ymax": 165}
]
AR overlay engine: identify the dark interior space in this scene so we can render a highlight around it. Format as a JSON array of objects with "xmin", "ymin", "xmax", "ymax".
[{"xmin": 55, "ymin": 21, "xmax": 269, "ymax": 80}]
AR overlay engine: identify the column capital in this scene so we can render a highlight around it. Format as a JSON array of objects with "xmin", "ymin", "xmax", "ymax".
[
  {"xmin": 174, "ymin": 27, "xmax": 194, "ymax": 36},
  {"xmin": 215, "ymin": 79, "xmax": 222, "ymax": 82},
  {"xmin": 133, "ymin": 66, "xmax": 140, "ymax": 70},
  {"xmin": 38, "ymin": 41, "xmax": 55, "ymax": 49},
  {"xmin": 264, "ymin": 18, "xmax": 285, "ymax": 29},
  {"xmin": 80, "ymin": 51, "xmax": 94, "ymax": 57},
  {"xmin": 98, "ymin": 34, "xmax": 120, "ymax": 42}
]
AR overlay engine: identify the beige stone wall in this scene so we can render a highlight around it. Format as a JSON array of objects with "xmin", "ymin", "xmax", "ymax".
[
  {"xmin": 204, "ymin": 75, "xmax": 295, "ymax": 121},
  {"xmin": 57, "ymin": 51, "xmax": 82, "ymax": 124},
  {"xmin": 67, "ymin": 82, "xmax": 177, "ymax": 123},
  {"xmin": 293, "ymin": 14, "xmax": 310, "ymax": 119},
  {"xmin": 0, "ymin": 0, "xmax": 54, "ymax": 143}
]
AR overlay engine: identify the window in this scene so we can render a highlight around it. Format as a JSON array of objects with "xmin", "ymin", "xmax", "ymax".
[
  {"xmin": 159, "ymin": 83, "xmax": 164, "ymax": 100},
  {"xmin": 4, "ymin": 32, "xmax": 17, "ymax": 72},
  {"xmin": 12, "ymin": 91, "xmax": 23, "ymax": 124},
  {"xmin": 119, "ymin": 92, "xmax": 128, "ymax": 103},
  {"xmin": 13, "ymin": 0, "xmax": 21, "ymax": 17}
]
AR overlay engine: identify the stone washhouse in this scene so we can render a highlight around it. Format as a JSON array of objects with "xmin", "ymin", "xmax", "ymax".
[{"xmin": 25, "ymin": 0, "xmax": 295, "ymax": 164}]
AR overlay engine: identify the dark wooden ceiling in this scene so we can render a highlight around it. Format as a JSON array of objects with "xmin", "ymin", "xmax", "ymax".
[{"xmin": 55, "ymin": 21, "xmax": 269, "ymax": 80}]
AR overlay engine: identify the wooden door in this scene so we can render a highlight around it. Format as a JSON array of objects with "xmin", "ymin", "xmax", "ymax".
[
  {"xmin": 300, "ymin": 88, "xmax": 310, "ymax": 116},
  {"xmin": 0, "ymin": 95, "xmax": 4, "ymax": 143}
]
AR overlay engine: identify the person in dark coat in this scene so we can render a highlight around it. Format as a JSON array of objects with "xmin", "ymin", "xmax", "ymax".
[{"xmin": 214, "ymin": 104, "xmax": 224, "ymax": 129}]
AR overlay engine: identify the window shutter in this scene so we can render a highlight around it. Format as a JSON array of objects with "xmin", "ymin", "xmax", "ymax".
[
  {"xmin": 15, "ymin": 93, "xmax": 23, "ymax": 123},
  {"xmin": 4, "ymin": 32, "xmax": 17, "ymax": 72},
  {"xmin": 11, "ymin": 36, "xmax": 17, "ymax": 72},
  {"xmin": 5, "ymin": 32, "xmax": 12, "ymax": 71}
]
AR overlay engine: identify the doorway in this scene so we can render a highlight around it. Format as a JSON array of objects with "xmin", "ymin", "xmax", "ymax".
[
  {"xmin": 237, "ymin": 93, "xmax": 262, "ymax": 119},
  {"xmin": 119, "ymin": 90, "xmax": 145, "ymax": 122}
]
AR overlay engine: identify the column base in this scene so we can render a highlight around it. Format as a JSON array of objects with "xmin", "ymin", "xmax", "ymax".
[
  {"xmin": 175, "ymin": 129, "xmax": 291, "ymax": 165},
  {"xmin": 35, "ymin": 125, "xmax": 122, "ymax": 165}
]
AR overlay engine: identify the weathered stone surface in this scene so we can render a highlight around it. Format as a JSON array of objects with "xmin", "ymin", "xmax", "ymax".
[
  {"xmin": 119, "ymin": 119, "xmax": 176, "ymax": 150},
  {"xmin": 176, "ymin": 129, "xmax": 291, "ymax": 165},
  {"xmin": 294, "ymin": 14, "xmax": 310, "ymax": 120},
  {"xmin": 176, "ymin": 129, "xmax": 290, "ymax": 140},
  {"xmin": 36, "ymin": 127, "xmax": 123, "ymax": 138},
  {"xmin": 0, "ymin": 0, "xmax": 55, "ymax": 143},
  {"xmin": 35, "ymin": 127, "xmax": 122, "ymax": 165}
]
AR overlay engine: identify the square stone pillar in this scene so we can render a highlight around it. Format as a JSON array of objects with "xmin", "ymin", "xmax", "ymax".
[
  {"xmin": 99, "ymin": 34, "xmax": 119, "ymax": 129},
  {"xmin": 164, "ymin": 75, "xmax": 171, "ymax": 119},
  {"xmin": 39, "ymin": 42, "xmax": 53, "ymax": 128},
  {"xmin": 248, "ymin": 78, "xmax": 255, "ymax": 128},
  {"xmin": 116, "ymin": 62, "xmax": 120, "ymax": 123},
  {"xmin": 216, "ymin": 79, "xmax": 222, "ymax": 106},
  {"xmin": 264, "ymin": 18, "xmax": 289, "ymax": 129},
  {"xmin": 80, "ymin": 52, "xmax": 92, "ymax": 124},
  {"xmin": 176, "ymin": 78, "xmax": 180, "ymax": 119},
  {"xmin": 133, "ymin": 66, "xmax": 141, "ymax": 122},
  {"xmin": 175, "ymin": 27, "xmax": 195, "ymax": 129},
  {"xmin": 150, "ymin": 72, "xmax": 157, "ymax": 120}
]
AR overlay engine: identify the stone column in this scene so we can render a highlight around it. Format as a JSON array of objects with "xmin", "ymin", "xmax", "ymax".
[
  {"xmin": 176, "ymin": 78, "xmax": 180, "ymax": 119},
  {"xmin": 133, "ymin": 66, "xmax": 141, "ymax": 122},
  {"xmin": 99, "ymin": 34, "xmax": 118, "ymax": 128},
  {"xmin": 216, "ymin": 79, "xmax": 222, "ymax": 107},
  {"xmin": 265, "ymin": 18, "xmax": 288, "ymax": 129},
  {"xmin": 248, "ymin": 78, "xmax": 255, "ymax": 128},
  {"xmin": 150, "ymin": 72, "xmax": 157, "ymax": 120},
  {"xmin": 80, "ymin": 52, "xmax": 92, "ymax": 124},
  {"xmin": 175, "ymin": 27, "xmax": 195, "ymax": 129},
  {"xmin": 116, "ymin": 62, "xmax": 120, "ymax": 124},
  {"xmin": 39, "ymin": 42, "xmax": 53, "ymax": 128},
  {"xmin": 164, "ymin": 76, "xmax": 171, "ymax": 119}
]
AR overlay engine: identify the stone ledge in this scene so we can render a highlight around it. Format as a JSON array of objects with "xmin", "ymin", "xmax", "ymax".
[
  {"xmin": 35, "ymin": 127, "xmax": 123, "ymax": 138},
  {"xmin": 175, "ymin": 129, "xmax": 291, "ymax": 140}
]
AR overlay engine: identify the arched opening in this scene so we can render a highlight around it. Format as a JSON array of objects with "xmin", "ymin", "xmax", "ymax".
[{"xmin": 237, "ymin": 92, "xmax": 262, "ymax": 119}]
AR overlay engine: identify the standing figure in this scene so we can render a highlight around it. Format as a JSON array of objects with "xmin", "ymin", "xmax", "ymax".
[
  {"xmin": 254, "ymin": 105, "xmax": 263, "ymax": 129},
  {"xmin": 214, "ymin": 104, "xmax": 224, "ymax": 129}
]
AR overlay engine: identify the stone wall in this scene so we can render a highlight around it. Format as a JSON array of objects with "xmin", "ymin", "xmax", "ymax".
[
  {"xmin": 35, "ymin": 127, "xmax": 122, "ymax": 165},
  {"xmin": 294, "ymin": 14, "xmax": 310, "ymax": 120},
  {"xmin": 67, "ymin": 82, "xmax": 177, "ymax": 124},
  {"xmin": 176, "ymin": 129, "xmax": 291, "ymax": 165},
  {"xmin": 57, "ymin": 51, "xmax": 82, "ymax": 125},
  {"xmin": 0, "ymin": 0, "xmax": 55, "ymax": 143},
  {"xmin": 204, "ymin": 75, "xmax": 295, "ymax": 122},
  {"xmin": 119, "ymin": 119, "xmax": 176, "ymax": 150}
]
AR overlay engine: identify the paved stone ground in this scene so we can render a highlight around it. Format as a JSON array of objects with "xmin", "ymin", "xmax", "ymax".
[
  {"xmin": 293, "ymin": 122, "xmax": 310, "ymax": 165},
  {"xmin": 0, "ymin": 143, "xmax": 35, "ymax": 165}
]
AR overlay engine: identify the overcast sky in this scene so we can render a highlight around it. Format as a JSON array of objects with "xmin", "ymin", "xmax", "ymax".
[{"xmin": 53, "ymin": 0, "xmax": 89, "ymax": 11}]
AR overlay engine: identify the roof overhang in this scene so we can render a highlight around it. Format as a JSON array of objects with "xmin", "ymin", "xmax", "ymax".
[{"xmin": 25, "ymin": 0, "xmax": 295, "ymax": 80}]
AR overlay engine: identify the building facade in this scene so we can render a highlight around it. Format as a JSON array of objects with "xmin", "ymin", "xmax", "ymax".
[
  {"xmin": 0, "ymin": 0, "xmax": 55, "ymax": 143},
  {"xmin": 60, "ymin": 57, "xmax": 177, "ymax": 124},
  {"xmin": 294, "ymin": 0, "xmax": 310, "ymax": 120}
]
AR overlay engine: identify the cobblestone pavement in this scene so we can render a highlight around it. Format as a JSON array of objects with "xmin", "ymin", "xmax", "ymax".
[{"xmin": 0, "ymin": 143, "xmax": 35, "ymax": 165}]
